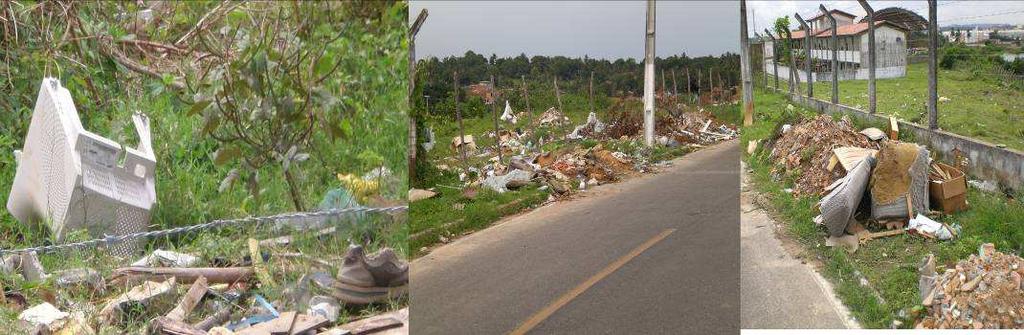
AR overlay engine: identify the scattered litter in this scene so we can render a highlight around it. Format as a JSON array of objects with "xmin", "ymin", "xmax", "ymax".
[
  {"xmin": 334, "ymin": 245, "xmax": 408, "ymax": 305},
  {"xmin": 132, "ymin": 249, "xmax": 199, "ymax": 268},
  {"xmin": 907, "ymin": 214, "xmax": 957, "ymax": 240},
  {"xmin": 451, "ymin": 135, "xmax": 477, "ymax": 153},
  {"xmin": 859, "ymin": 127, "xmax": 887, "ymax": 141},
  {"xmin": 770, "ymin": 115, "xmax": 875, "ymax": 196},
  {"xmin": 500, "ymin": 100, "xmax": 517, "ymax": 123},
  {"xmin": 566, "ymin": 112, "xmax": 606, "ymax": 140},
  {"xmin": 54, "ymin": 268, "xmax": 105, "ymax": 293},
  {"xmin": 307, "ymin": 295, "xmax": 341, "ymax": 322},
  {"xmin": 817, "ymin": 157, "xmax": 874, "ymax": 237},
  {"xmin": 481, "ymin": 169, "xmax": 534, "ymax": 193},
  {"xmin": 870, "ymin": 142, "xmax": 929, "ymax": 220},
  {"xmin": 929, "ymin": 162, "xmax": 968, "ymax": 214},
  {"xmin": 536, "ymin": 107, "xmax": 569, "ymax": 126},
  {"xmin": 968, "ymin": 179, "xmax": 999, "ymax": 193},
  {"xmin": 21, "ymin": 251, "xmax": 48, "ymax": 282},
  {"xmin": 422, "ymin": 127, "xmax": 436, "ymax": 152}
]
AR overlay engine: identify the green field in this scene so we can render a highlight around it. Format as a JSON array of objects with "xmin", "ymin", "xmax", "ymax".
[
  {"xmin": 767, "ymin": 62, "xmax": 1024, "ymax": 151},
  {"xmin": 742, "ymin": 88, "xmax": 1024, "ymax": 328}
]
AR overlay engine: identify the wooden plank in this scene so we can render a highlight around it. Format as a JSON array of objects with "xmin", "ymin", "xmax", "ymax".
[
  {"xmin": 166, "ymin": 276, "xmax": 208, "ymax": 321},
  {"xmin": 889, "ymin": 116, "xmax": 899, "ymax": 140}
]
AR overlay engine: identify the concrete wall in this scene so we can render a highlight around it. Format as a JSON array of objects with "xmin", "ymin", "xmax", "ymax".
[
  {"xmin": 858, "ymin": 25, "xmax": 907, "ymax": 68},
  {"xmin": 765, "ymin": 63, "xmax": 905, "ymax": 82},
  {"xmin": 777, "ymin": 90, "xmax": 1024, "ymax": 191}
]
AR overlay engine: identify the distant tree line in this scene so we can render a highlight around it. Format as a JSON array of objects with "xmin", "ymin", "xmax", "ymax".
[{"xmin": 413, "ymin": 51, "xmax": 740, "ymax": 115}]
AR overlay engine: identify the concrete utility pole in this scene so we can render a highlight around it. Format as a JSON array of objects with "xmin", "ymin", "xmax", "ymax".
[
  {"xmin": 821, "ymin": 5, "xmax": 839, "ymax": 106},
  {"xmin": 859, "ymin": 0, "xmax": 876, "ymax": 114},
  {"xmin": 927, "ymin": 0, "xmax": 938, "ymax": 129},
  {"xmin": 643, "ymin": 0, "xmax": 656, "ymax": 146},
  {"xmin": 454, "ymin": 71, "xmax": 466, "ymax": 166},
  {"xmin": 741, "ymin": 0, "xmax": 755, "ymax": 126},
  {"xmin": 408, "ymin": 9, "xmax": 427, "ymax": 181},
  {"xmin": 765, "ymin": 29, "xmax": 778, "ymax": 90},
  {"xmin": 795, "ymin": 13, "xmax": 813, "ymax": 97}
]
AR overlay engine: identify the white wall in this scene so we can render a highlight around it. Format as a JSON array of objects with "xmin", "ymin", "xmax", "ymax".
[
  {"xmin": 858, "ymin": 25, "xmax": 907, "ymax": 68},
  {"xmin": 765, "ymin": 62, "xmax": 905, "ymax": 82}
]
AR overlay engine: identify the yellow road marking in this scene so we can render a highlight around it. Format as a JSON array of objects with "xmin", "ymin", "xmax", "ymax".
[{"xmin": 508, "ymin": 228, "xmax": 677, "ymax": 335}]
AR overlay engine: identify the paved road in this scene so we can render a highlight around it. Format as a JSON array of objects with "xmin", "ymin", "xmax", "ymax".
[
  {"xmin": 739, "ymin": 162, "xmax": 858, "ymax": 329},
  {"xmin": 411, "ymin": 141, "xmax": 739, "ymax": 334}
]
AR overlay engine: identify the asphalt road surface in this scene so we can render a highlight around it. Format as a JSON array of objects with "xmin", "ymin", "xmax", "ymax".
[
  {"xmin": 411, "ymin": 140, "xmax": 739, "ymax": 334},
  {"xmin": 739, "ymin": 162, "xmax": 858, "ymax": 329}
]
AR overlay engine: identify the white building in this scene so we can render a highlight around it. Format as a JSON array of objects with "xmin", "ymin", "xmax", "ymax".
[{"xmin": 763, "ymin": 9, "xmax": 912, "ymax": 82}]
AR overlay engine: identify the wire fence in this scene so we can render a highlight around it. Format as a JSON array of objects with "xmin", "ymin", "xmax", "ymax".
[{"xmin": 0, "ymin": 205, "xmax": 408, "ymax": 256}]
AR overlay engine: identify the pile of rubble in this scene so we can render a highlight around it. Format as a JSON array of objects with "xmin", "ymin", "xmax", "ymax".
[
  {"xmin": 769, "ymin": 115, "xmax": 875, "ymax": 196},
  {"xmin": 6, "ymin": 242, "xmax": 409, "ymax": 334},
  {"xmin": 918, "ymin": 244, "xmax": 1024, "ymax": 329}
]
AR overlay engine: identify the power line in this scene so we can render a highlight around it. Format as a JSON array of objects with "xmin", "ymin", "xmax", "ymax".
[{"xmin": 938, "ymin": 9, "xmax": 1024, "ymax": 23}]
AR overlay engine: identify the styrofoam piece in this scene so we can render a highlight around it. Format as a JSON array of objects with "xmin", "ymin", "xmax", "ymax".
[{"xmin": 7, "ymin": 78, "xmax": 156, "ymax": 256}]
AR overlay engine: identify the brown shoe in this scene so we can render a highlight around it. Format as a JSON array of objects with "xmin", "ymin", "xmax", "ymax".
[{"xmin": 338, "ymin": 245, "xmax": 376, "ymax": 287}]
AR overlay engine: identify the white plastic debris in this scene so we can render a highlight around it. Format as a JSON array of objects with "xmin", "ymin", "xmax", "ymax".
[
  {"xmin": 500, "ymin": 100, "xmax": 517, "ymax": 124},
  {"xmin": 968, "ymin": 179, "xmax": 999, "ymax": 193},
  {"xmin": 7, "ymin": 78, "xmax": 156, "ymax": 256},
  {"xmin": 131, "ymin": 249, "xmax": 199, "ymax": 268},
  {"xmin": 908, "ymin": 214, "xmax": 957, "ymax": 240},
  {"xmin": 19, "ymin": 302, "xmax": 69, "ymax": 331},
  {"xmin": 421, "ymin": 127, "xmax": 436, "ymax": 152}
]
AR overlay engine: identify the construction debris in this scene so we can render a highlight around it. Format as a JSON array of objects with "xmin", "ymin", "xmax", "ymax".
[
  {"xmin": 919, "ymin": 244, "xmax": 1024, "ymax": 329},
  {"xmin": 18, "ymin": 302, "xmax": 69, "ymax": 333},
  {"xmin": 501, "ymin": 100, "xmax": 517, "ymax": 123},
  {"xmin": 481, "ymin": 169, "xmax": 535, "ymax": 193},
  {"xmin": 566, "ymin": 112, "xmax": 606, "ymax": 140},
  {"xmin": 321, "ymin": 308, "xmax": 408, "ymax": 335},
  {"xmin": 770, "ymin": 115, "xmax": 875, "ymax": 196},
  {"xmin": 870, "ymin": 142, "xmax": 930, "ymax": 220},
  {"xmin": 99, "ymin": 278, "xmax": 178, "ymax": 325},
  {"xmin": 816, "ymin": 156, "xmax": 874, "ymax": 237},
  {"xmin": 536, "ymin": 107, "xmax": 569, "ymax": 126},
  {"xmin": 929, "ymin": 162, "xmax": 968, "ymax": 214},
  {"xmin": 451, "ymin": 135, "xmax": 477, "ymax": 153}
]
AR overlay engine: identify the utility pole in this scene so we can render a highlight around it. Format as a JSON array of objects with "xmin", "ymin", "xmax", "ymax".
[
  {"xmin": 454, "ymin": 71, "xmax": 466, "ymax": 166},
  {"xmin": 765, "ymin": 29, "xmax": 778, "ymax": 90},
  {"xmin": 795, "ymin": 13, "xmax": 813, "ymax": 97},
  {"xmin": 858, "ymin": 0, "xmax": 876, "ymax": 114},
  {"xmin": 643, "ymin": 0, "xmax": 656, "ymax": 146},
  {"xmin": 821, "ymin": 5, "xmax": 839, "ymax": 106},
  {"xmin": 927, "ymin": 0, "xmax": 938, "ymax": 129},
  {"xmin": 408, "ymin": 9, "xmax": 428, "ymax": 182},
  {"xmin": 741, "ymin": 0, "xmax": 755, "ymax": 126},
  {"xmin": 783, "ymin": 27, "xmax": 796, "ymax": 95}
]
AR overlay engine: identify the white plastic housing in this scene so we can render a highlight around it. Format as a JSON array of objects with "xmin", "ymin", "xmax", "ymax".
[{"xmin": 7, "ymin": 78, "xmax": 157, "ymax": 255}]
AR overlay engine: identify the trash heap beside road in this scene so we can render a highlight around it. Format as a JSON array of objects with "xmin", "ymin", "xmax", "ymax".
[{"xmin": 760, "ymin": 113, "xmax": 967, "ymax": 253}]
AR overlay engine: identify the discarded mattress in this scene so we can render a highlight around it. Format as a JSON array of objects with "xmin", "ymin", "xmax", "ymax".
[
  {"xmin": 870, "ymin": 143, "xmax": 930, "ymax": 220},
  {"xmin": 7, "ymin": 78, "xmax": 156, "ymax": 256},
  {"xmin": 818, "ymin": 156, "xmax": 875, "ymax": 237}
]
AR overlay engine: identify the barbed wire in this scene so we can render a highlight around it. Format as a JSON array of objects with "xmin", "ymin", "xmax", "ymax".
[{"xmin": 0, "ymin": 205, "xmax": 408, "ymax": 255}]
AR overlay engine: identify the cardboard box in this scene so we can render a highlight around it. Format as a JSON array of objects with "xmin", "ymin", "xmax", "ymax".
[{"xmin": 929, "ymin": 162, "xmax": 968, "ymax": 214}]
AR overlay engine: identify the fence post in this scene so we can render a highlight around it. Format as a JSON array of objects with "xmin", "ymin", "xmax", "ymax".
[
  {"xmin": 858, "ymin": 0, "xmax": 876, "ymax": 114},
  {"xmin": 408, "ymin": 9, "xmax": 428, "ymax": 182},
  {"xmin": 765, "ymin": 29, "xmax": 778, "ymax": 91},
  {"xmin": 671, "ymin": 69, "xmax": 678, "ymax": 96},
  {"xmin": 521, "ymin": 75, "xmax": 532, "ymax": 129},
  {"xmin": 490, "ymin": 75, "xmax": 502, "ymax": 165},
  {"xmin": 927, "ymin": 0, "xmax": 938, "ymax": 129},
  {"xmin": 589, "ymin": 71, "xmax": 595, "ymax": 115},
  {"xmin": 454, "ymin": 71, "xmax": 466, "ymax": 166},
  {"xmin": 794, "ymin": 13, "xmax": 811, "ymax": 97},
  {"xmin": 741, "ymin": 0, "xmax": 754, "ymax": 125},
  {"xmin": 782, "ymin": 27, "xmax": 797, "ymax": 95},
  {"xmin": 820, "ymin": 5, "xmax": 839, "ymax": 107}
]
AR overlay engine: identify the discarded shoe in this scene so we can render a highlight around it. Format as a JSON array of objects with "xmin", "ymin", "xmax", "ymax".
[{"xmin": 334, "ymin": 245, "xmax": 408, "ymax": 304}]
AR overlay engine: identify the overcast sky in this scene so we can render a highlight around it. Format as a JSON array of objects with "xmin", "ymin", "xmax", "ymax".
[
  {"xmin": 748, "ymin": 0, "xmax": 1024, "ymax": 34},
  {"xmin": 409, "ymin": 1, "xmax": 739, "ymax": 60}
]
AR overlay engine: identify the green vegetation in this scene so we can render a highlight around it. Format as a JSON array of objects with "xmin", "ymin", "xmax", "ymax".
[
  {"xmin": 0, "ymin": 1, "xmax": 408, "ymax": 332},
  {"xmin": 743, "ymin": 88, "xmax": 1024, "ymax": 328},
  {"xmin": 770, "ymin": 61, "xmax": 1024, "ymax": 151}
]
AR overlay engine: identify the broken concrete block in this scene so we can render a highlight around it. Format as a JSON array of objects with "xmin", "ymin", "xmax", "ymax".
[
  {"xmin": 99, "ymin": 278, "xmax": 178, "ymax": 325},
  {"xmin": 54, "ymin": 268, "xmax": 105, "ymax": 292},
  {"xmin": 19, "ymin": 302, "xmax": 69, "ymax": 332},
  {"xmin": 481, "ymin": 169, "xmax": 534, "ymax": 193}
]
